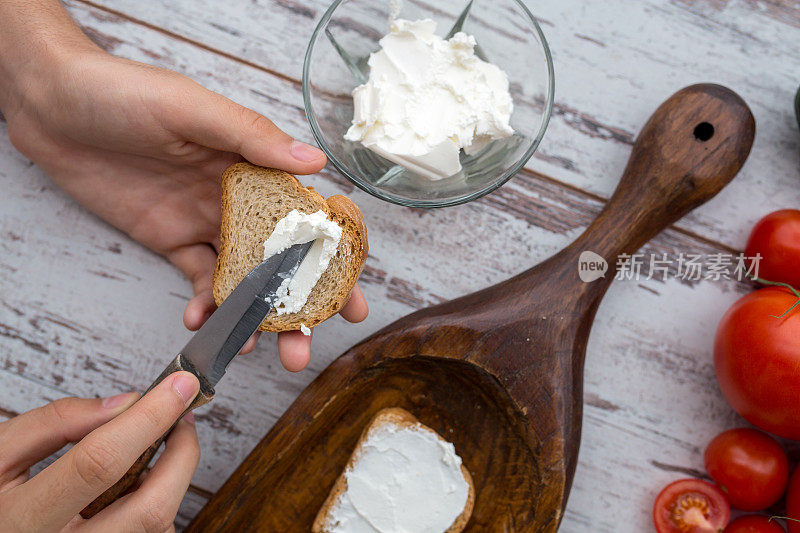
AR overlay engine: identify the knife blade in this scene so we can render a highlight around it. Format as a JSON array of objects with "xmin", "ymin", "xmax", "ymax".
[
  {"xmin": 183, "ymin": 240, "xmax": 314, "ymax": 386},
  {"xmin": 80, "ymin": 241, "xmax": 314, "ymax": 518}
]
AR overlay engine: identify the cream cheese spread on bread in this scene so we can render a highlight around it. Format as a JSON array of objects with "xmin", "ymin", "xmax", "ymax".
[
  {"xmin": 327, "ymin": 422, "xmax": 470, "ymax": 533},
  {"xmin": 344, "ymin": 17, "xmax": 514, "ymax": 181},
  {"xmin": 263, "ymin": 210, "xmax": 342, "ymax": 315}
]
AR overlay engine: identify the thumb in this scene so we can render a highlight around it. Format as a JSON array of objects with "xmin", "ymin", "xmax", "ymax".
[
  {"xmin": 0, "ymin": 393, "xmax": 139, "ymax": 486},
  {"xmin": 170, "ymin": 83, "xmax": 326, "ymax": 174}
]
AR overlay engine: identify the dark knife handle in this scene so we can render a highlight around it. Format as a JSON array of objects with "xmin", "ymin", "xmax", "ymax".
[{"xmin": 80, "ymin": 354, "xmax": 215, "ymax": 519}]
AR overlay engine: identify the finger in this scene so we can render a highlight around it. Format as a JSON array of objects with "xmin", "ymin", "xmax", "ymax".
[
  {"xmin": 277, "ymin": 330, "xmax": 312, "ymax": 372},
  {"xmin": 167, "ymin": 244, "xmax": 217, "ymax": 331},
  {"xmin": 182, "ymin": 283, "xmax": 260, "ymax": 356},
  {"xmin": 339, "ymin": 284, "xmax": 369, "ymax": 323},
  {"xmin": 0, "ymin": 469, "xmax": 29, "ymax": 494},
  {"xmin": 0, "ymin": 393, "xmax": 138, "ymax": 486},
  {"xmin": 183, "ymin": 289, "xmax": 216, "ymax": 331},
  {"xmin": 173, "ymin": 239, "xmax": 261, "ymax": 353},
  {"xmin": 168, "ymin": 243, "xmax": 217, "ymax": 298},
  {"xmin": 8, "ymin": 372, "xmax": 199, "ymax": 529},
  {"xmin": 84, "ymin": 415, "xmax": 199, "ymax": 533},
  {"xmin": 185, "ymin": 297, "xmax": 259, "ymax": 353},
  {"xmin": 239, "ymin": 332, "xmax": 260, "ymax": 355},
  {"xmin": 168, "ymin": 85, "xmax": 326, "ymax": 175},
  {"xmin": 181, "ymin": 278, "xmax": 259, "ymax": 354}
]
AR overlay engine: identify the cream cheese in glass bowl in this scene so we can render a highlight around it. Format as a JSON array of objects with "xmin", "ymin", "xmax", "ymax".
[{"xmin": 303, "ymin": 0, "xmax": 554, "ymax": 208}]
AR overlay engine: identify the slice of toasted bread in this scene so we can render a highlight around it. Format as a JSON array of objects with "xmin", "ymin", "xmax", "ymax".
[
  {"xmin": 212, "ymin": 163, "xmax": 368, "ymax": 332},
  {"xmin": 313, "ymin": 408, "xmax": 475, "ymax": 533}
]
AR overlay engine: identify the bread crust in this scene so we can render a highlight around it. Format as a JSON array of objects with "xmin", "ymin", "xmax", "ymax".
[
  {"xmin": 312, "ymin": 408, "xmax": 475, "ymax": 533},
  {"xmin": 212, "ymin": 163, "xmax": 368, "ymax": 332}
]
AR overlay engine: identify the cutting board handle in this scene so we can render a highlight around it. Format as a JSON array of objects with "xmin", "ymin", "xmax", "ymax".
[{"xmin": 570, "ymin": 83, "xmax": 754, "ymax": 271}]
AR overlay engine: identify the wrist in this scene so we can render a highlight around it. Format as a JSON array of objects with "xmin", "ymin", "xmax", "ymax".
[
  {"xmin": 0, "ymin": 42, "xmax": 100, "ymax": 118},
  {"xmin": 0, "ymin": 1, "xmax": 99, "ymax": 117}
]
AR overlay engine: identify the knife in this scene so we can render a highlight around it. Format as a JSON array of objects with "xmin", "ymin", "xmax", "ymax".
[{"xmin": 80, "ymin": 241, "xmax": 314, "ymax": 518}]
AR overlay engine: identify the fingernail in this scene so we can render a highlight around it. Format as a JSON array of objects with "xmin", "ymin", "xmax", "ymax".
[
  {"xmin": 102, "ymin": 392, "xmax": 137, "ymax": 409},
  {"xmin": 290, "ymin": 140, "xmax": 324, "ymax": 162},
  {"xmin": 183, "ymin": 411, "xmax": 196, "ymax": 424},
  {"xmin": 172, "ymin": 373, "xmax": 200, "ymax": 405}
]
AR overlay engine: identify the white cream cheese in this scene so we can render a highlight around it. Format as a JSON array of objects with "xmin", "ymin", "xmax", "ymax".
[
  {"xmin": 344, "ymin": 17, "xmax": 514, "ymax": 181},
  {"xmin": 300, "ymin": 323, "xmax": 312, "ymax": 336},
  {"xmin": 327, "ymin": 423, "xmax": 469, "ymax": 533},
  {"xmin": 262, "ymin": 210, "xmax": 342, "ymax": 315}
]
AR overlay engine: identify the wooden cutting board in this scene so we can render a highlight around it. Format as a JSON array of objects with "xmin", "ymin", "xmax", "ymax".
[{"xmin": 188, "ymin": 84, "xmax": 754, "ymax": 532}]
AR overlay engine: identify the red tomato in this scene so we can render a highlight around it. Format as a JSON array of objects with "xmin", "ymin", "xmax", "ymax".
[
  {"xmin": 704, "ymin": 428, "xmax": 788, "ymax": 511},
  {"xmin": 786, "ymin": 466, "xmax": 800, "ymax": 533},
  {"xmin": 745, "ymin": 210, "xmax": 800, "ymax": 288},
  {"xmin": 725, "ymin": 515, "xmax": 785, "ymax": 533},
  {"xmin": 654, "ymin": 479, "xmax": 730, "ymax": 533},
  {"xmin": 714, "ymin": 287, "xmax": 800, "ymax": 439}
]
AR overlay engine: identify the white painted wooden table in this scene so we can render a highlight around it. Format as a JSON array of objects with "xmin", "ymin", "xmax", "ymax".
[{"xmin": 1, "ymin": 1, "xmax": 799, "ymax": 531}]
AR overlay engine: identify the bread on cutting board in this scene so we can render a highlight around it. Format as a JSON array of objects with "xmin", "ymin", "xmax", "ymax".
[
  {"xmin": 212, "ymin": 162, "xmax": 368, "ymax": 332},
  {"xmin": 313, "ymin": 408, "xmax": 475, "ymax": 533}
]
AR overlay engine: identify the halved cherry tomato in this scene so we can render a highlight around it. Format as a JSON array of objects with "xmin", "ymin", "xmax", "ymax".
[
  {"xmin": 725, "ymin": 515, "xmax": 785, "ymax": 532},
  {"xmin": 654, "ymin": 479, "xmax": 730, "ymax": 533},
  {"xmin": 745, "ymin": 209, "xmax": 800, "ymax": 288},
  {"xmin": 704, "ymin": 428, "xmax": 788, "ymax": 511},
  {"xmin": 714, "ymin": 287, "xmax": 800, "ymax": 439}
]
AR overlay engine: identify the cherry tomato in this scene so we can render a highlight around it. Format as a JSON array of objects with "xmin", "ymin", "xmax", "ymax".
[
  {"xmin": 725, "ymin": 515, "xmax": 785, "ymax": 533},
  {"xmin": 745, "ymin": 210, "xmax": 800, "ymax": 288},
  {"xmin": 785, "ymin": 466, "xmax": 800, "ymax": 533},
  {"xmin": 654, "ymin": 479, "xmax": 730, "ymax": 533},
  {"xmin": 704, "ymin": 428, "xmax": 788, "ymax": 511},
  {"xmin": 714, "ymin": 287, "xmax": 800, "ymax": 439}
]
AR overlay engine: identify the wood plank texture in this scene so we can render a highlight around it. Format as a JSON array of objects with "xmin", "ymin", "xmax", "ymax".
[{"xmin": 0, "ymin": 0, "xmax": 796, "ymax": 531}]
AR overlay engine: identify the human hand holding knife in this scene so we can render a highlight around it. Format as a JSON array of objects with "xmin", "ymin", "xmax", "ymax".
[{"xmin": 80, "ymin": 242, "xmax": 314, "ymax": 518}]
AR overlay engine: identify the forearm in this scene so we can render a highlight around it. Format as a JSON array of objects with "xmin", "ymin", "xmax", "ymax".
[{"xmin": 0, "ymin": 0, "xmax": 97, "ymax": 115}]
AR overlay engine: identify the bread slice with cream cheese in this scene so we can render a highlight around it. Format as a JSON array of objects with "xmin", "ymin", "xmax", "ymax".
[
  {"xmin": 313, "ymin": 408, "xmax": 475, "ymax": 533},
  {"xmin": 212, "ymin": 162, "xmax": 367, "ymax": 332}
]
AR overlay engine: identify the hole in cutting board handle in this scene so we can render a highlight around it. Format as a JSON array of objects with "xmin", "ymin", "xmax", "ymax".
[{"xmin": 693, "ymin": 122, "xmax": 714, "ymax": 141}]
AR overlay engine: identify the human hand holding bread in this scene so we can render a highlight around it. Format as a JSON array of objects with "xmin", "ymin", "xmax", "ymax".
[
  {"xmin": 0, "ymin": 1, "xmax": 368, "ymax": 372},
  {"xmin": 213, "ymin": 163, "xmax": 368, "ymax": 370}
]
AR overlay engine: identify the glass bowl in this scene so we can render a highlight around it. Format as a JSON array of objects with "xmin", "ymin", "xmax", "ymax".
[{"xmin": 303, "ymin": 0, "xmax": 554, "ymax": 208}]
